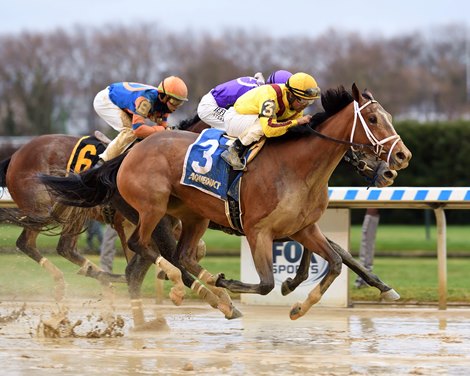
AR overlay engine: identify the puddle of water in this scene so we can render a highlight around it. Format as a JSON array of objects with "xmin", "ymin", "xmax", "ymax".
[{"xmin": 1, "ymin": 300, "xmax": 470, "ymax": 375}]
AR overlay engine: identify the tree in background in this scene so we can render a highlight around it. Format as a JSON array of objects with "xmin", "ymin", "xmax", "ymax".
[{"xmin": 0, "ymin": 23, "xmax": 468, "ymax": 136}]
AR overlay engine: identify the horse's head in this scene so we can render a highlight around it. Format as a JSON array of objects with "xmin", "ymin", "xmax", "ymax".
[
  {"xmin": 347, "ymin": 150, "xmax": 398, "ymax": 188},
  {"xmin": 351, "ymin": 83, "xmax": 411, "ymax": 171}
]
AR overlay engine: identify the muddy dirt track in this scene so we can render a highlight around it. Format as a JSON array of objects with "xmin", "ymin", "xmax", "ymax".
[{"xmin": 1, "ymin": 297, "xmax": 470, "ymax": 375}]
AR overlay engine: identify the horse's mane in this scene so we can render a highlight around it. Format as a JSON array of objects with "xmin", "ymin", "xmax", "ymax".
[
  {"xmin": 280, "ymin": 85, "xmax": 353, "ymax": 140},
  {"xmin": 176, "ymin": 113, "xmax": 201, "ymax": 130}
]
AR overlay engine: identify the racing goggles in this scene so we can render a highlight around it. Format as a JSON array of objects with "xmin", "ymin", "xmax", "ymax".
[
  {"xmin": 293, "ymin": 95, "xmax": 316, "ymax": 106},
  {"xmin": 288, "ymin": 86, "xmax": 321, "ymax": 104},
  {"xmin": 167, "ymin": 96, "xmax": 185, "ymax": 108}
]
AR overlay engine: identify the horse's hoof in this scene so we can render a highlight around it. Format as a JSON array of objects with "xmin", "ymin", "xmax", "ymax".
[
  {"xmin": 156, "ymin": 270, "xmax": 168, "ymax": 280},
  {"xmin": 281, "ymin": 279, "xmax": 293, "ymax": 296},
  {"xmin": 381, "ymin": 288, "xmax": 400, "ymax": 301},
  {"xmin": 169, "ymin": 287, "xmax": 185, "ymax": 306},
  {"xmin": 214, "ymin": 273, "xmax": 226, "ymax": 287},
  {"xmin": 225, "ymin": 306, "xmax": 243, "ymax": 320},
  {"xmin": 289, "ymin": 302, "xmax": 303, "ymax": 321}
]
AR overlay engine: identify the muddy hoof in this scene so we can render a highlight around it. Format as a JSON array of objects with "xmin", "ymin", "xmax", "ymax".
[
  {"xmin": 281, "ymin": 278, "xmax": 293, "ymax": 296},
  {"xmin": 225, "ymin": 306, "xmax": 243, "ymax": 320},
  {"xmin": 381, "ymin": 288, "xmax": 400, "ymax": 301},
  {"xmin": 289, "ymin": 302, "xmax": 303, "ymax": 321},
  {"xmin": 156, "ymin": 270, "xmax": 168, "ymax": 280}
]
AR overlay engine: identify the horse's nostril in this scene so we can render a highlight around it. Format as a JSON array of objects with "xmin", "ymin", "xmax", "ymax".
[{"xmin": 396, "ymin": 152, "xmax": 407, "ymax": 162}]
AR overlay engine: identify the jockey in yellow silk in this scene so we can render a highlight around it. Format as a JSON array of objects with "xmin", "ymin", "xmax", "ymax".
[
  {"xmin": 93, "ymin": 76, "xmax": 188, "ymax": 165},
  {"xmin": 222, "ymin": 72, "xmax": 321, "ymax": 170}
]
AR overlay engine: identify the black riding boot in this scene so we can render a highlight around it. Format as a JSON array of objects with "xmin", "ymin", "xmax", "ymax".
[{"xmin": 221, "ymin": 139, "xmax": 247, "ymax": 170}]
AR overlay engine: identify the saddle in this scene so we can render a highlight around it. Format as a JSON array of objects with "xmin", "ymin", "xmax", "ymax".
[{"xmin": 224, "ymin": 136, "xmax": 266, "ymax": 168}]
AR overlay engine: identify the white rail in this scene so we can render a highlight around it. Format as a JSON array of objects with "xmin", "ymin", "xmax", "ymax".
[{"xmin": 328, "ymin": 187, "xmax": 470, "ymax": 310}]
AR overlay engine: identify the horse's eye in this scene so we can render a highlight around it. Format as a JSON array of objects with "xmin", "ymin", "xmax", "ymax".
[{"xmin": 369, "ymin": 115, "xmax": 377, "ymax": 124}]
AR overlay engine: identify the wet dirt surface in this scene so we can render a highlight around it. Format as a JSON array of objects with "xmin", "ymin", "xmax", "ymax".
[{"xmin": 1, "ymin": 298, "xmax": 470, "ymax": 375}]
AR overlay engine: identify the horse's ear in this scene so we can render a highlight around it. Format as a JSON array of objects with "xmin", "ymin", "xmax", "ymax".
[
  {"xmin": 362, "ymin": 89, "xmax": 375, "ymax": 101},
  {"xmin": 351, "ymin": 83, "xmax": 361, "ymax": 103}
]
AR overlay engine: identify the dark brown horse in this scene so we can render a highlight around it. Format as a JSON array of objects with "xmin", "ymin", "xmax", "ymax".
[
  {"xmin": 40, "ymin": 84, "xmax": 411, "ymax": 320},
  {"xmin": 0, "ymin": 134, "xmax": 132, "ymax": 301}
]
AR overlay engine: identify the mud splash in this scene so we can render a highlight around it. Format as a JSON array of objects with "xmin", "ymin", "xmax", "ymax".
[{"xmin": 36, "ymin": 307, "xmax": 126, "ymax": 338}]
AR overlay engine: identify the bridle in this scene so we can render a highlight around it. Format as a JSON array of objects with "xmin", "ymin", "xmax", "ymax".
[
  {"xmin": 350, "ymin": 100, "xmax": 401, "ymax": 164},
  {"xmin": 307, "ymin": 99, "xmax": 401, "ymax": 164}
]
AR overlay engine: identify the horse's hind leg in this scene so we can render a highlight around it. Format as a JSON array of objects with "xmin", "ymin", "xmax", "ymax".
[
  {"xmin": 327, "ymin": 238, "xmax": 400, "ymax": 301},
  {"xmin": 56, "ymin": 233, "xmax": 126, "ymax": 284},
  {"xmin": 177, "ymin": 217, "xmax": 242, "ymax": 319},
  {"xmin": 125, "ymin": 254, "xmax": 153, "ymax": 326},
  {"xmin": 16, "ymin": 228, "xmax": 66, "ymax": 301},
  {"xmin": 150, "ymin": 216, "xmax": 241, "ymax": 319},
  {"xmin": 127, "ymin": 212, "xmax": 185, "ymax": 307}
]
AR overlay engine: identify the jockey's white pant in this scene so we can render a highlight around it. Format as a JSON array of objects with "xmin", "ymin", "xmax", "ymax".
[
  {"xmin": 197, "ymin": 92, "xmax": 226, "ymax": 129},
  {"xmin": 93, "ymin": 87, "xmax": 136, "ymax": 161},
  {"xmin": 224, "ymin": 107, "xmax": 264, "ymax": 146}
]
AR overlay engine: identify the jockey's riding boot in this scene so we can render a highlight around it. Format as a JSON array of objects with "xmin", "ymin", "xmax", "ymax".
[{"xmin": 221, "ymin": 139, "xmax": 246, "ymax": 170}]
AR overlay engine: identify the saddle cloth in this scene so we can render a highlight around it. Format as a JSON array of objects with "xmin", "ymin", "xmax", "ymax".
[{"xmin": 66, "ymin": 135, "xmax": 106, "ymax": 174}]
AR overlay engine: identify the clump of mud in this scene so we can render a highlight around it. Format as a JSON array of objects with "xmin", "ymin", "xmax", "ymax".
[{"xmin": 37, "ymin": 309, "xmax": 126, "ymax": 338}]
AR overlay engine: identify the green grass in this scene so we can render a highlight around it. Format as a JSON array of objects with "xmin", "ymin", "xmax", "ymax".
[
  {"xmin": 1, "ymin": 224, "xmax": 469, "ymax": 256},
  {"xmin": 0, "ymin": 253, "xmax": 469, "ymax": 304},
  {"xmin": 1, "ymin": 223, "xmax": 469, "ymax": 304}
]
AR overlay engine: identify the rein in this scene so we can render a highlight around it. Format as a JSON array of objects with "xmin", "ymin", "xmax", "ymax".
[
  {"xmin": 309, "ymin": 99, "xmax": 401, "ymax": 163},
  {"xmin": 307, "ymin": 127, "xmax": 375, "ymax": 152}
]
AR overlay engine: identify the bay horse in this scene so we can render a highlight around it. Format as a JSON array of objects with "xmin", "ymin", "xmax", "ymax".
[
  {"xmin": 0, "ymin": 133, "xmax": 239, "ymax": 323},
  {"xmin": 0, "ymin": 134, "xmax": 132, "ymax": 301},
  {"xmin": 39, "ymin": 84, "xmax": 411, "ymax": 320},
  {"xmin": 176, "ymin": 115, "xmax": 398, "ymax": 188}
]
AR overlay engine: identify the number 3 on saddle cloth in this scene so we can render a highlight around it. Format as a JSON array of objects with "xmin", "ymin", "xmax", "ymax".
[
  {"xmin": 66, "ymin": 135, "xmax": 107, "ymax": 174},
  {"xmin": 181, "ymin": 128, "xmax": 264, "ymax": 233}
]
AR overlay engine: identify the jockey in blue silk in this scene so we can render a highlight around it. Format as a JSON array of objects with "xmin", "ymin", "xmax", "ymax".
[
  {"xmin": 93, "ymin": 76, "xmax": 188, "ymax": 164},
  {"xmin": 221, "ymin": 72, "xmax": 321, "ymax": 170},
  {"xmin": 197, "ymin": 70, "xmax": 293, "ymax": 129}
]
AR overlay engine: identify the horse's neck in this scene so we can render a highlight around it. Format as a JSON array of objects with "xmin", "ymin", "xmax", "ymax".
[{"xmin": 297, "ymin": 105, "xmax": 354, "ymax": 186}]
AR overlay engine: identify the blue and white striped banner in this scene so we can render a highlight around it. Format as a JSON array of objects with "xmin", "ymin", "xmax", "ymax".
[{"xmin": 328, "ymin": 187, "xmax": 470, "ymax": 202}]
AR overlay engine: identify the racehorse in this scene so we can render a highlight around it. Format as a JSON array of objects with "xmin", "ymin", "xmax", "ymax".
[
  {"xmin": 39, "ymin": 84, "xmax": 411, "ymax": 320},
  {"xmin": 0, "ymin": 134, "xmax": 132, "ymax": 301},
  {"xmin": 176, "ymin": 115, "xmax": 398, "ymax": 188},
  {"xmin": 0, "ymin": 133, "xmax": 239, "ymax": 323}
]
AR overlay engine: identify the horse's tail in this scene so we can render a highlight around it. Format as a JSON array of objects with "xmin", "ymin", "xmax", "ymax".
[
  {"xmin": 39, "ymin": 153, "xmax": 126, "ymax": 207},
  {"xmin": 176, "ymin": 113, "xmax": 201, "ymax": 130},
  {"xmin": 0, "ymin": 157, "xmax": 11, "ymax": 188}
]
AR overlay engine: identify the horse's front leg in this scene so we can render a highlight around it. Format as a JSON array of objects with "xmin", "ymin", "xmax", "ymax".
[
  {"xmin": 281, "ymin": 246, "xmax": 312, "ymax": 296},
  {"xmin": 327, "ymin": 238, "xmax": 400, "ymax": 301},
  {"xmin": 289, "ymin": 224, "xmax": 342, "ymax": 320},
  {"xmin": 216, "ymin": 231, "xmax": 275, "ymax": 296}
]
